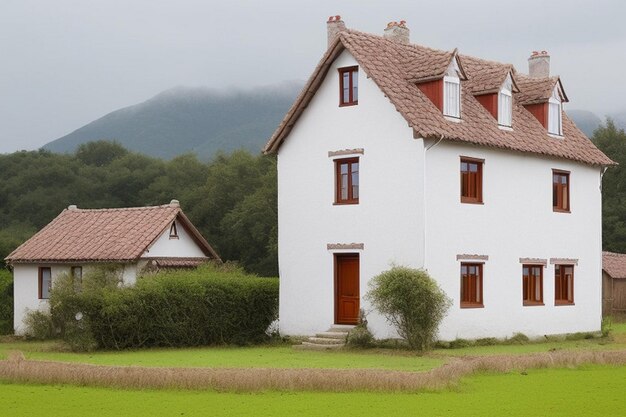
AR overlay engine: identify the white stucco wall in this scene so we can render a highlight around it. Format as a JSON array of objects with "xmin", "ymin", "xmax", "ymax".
[
  {"xmin": 277, "ymin": 50, "xmax": 425, "ymax": 338},
  {"xmin": 277, "ymin": 50, "xmax": 604, "ymax": 340},
  {"xmin": 424, "ymin": 141, "xmax": 603, "ymax": 339},
  {"xmin": 141, "ymin": 220, "xmax": 206, "ymax": 259}
]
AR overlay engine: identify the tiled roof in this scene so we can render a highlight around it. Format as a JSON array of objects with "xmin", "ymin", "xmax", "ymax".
[
  {"xmin": 5, "ymin": 204, "xmax": 220, "ymax": 263},
  {"xmin": 602, "ymin": 251, "xmax": 626, "ymax": 279},
  {"xmin": 461, "ymin": 55, "xmax": 517, "ymax": 95},
  {"xmin": 264, "ymin": 29, "xmax": 613, "ymax": 166},
  {"xmin": 515, "ymin": 75, "xmax": 566, "ymax": 105}
]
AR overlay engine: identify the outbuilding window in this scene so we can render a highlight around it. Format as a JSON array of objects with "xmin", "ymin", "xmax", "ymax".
[
  {"xmin": 169, "ymin": 222, "xmax": 179, "ymax": 239},
  {"xmin": 38, "ymin": 267, "xmax": 52, "ymax": 299}
]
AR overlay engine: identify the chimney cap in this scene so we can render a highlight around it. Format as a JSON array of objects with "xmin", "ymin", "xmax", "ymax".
[
  {"xmin": 530, "ymin": 50, "xmax": 550, "ymax": 58},
  {"xmin": 169, "ymin": 199, "xmax": 180, "ymax": 208},
  {"xmin": 327, "ymin": 15, "xmax": 342, "ymax": 23},
  {"xmin": 68, "ymin": 204, "xmax": 78, "ymax": 210}
]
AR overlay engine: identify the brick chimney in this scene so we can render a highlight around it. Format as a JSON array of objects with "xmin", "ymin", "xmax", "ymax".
[
  {"xmin": 528, "ymin": 51, "xmax": 550, "ymax": 78},
  {"xmin": 327, "ymin": 15, "xmax": 346, "ymax": 48},
  {"xmin": 384, "ymin": 21, "xmax": 409, "ymax": 44}
]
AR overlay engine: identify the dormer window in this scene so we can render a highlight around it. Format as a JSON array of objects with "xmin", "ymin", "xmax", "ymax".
[
  {"xmin": 498, "ymin": 75, "xmax": 513, "ymax": 127},
  {"xmin": 443, "ymin": 76, "xmax": 460, "ymax": 118},
  {"xmin": 339, "ymin": 66, "xmax": 358, "ymax": 106},
  {"xmin": 548, "ymin": 87, "xmax": 562, "ymax": 135}
]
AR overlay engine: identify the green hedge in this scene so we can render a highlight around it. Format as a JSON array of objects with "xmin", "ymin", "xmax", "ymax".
[
  {"xmin": 0, "ymin": 269, "xmax": 13, "ymax": 335},
  {"xmin": 45, "ymin": 264, "xmax": 278, "ymax": 350}
]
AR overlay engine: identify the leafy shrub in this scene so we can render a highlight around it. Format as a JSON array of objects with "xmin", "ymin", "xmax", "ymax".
[
  {"xmin": 0, "ymin": 269, "xmax": 13, "ymax": 335},
  {"xmin": 367, "ymin": 266, "xmax": 451, "ymax": 351},
  {"xmin": 449, "ymin": 338, "xmax": 472, "ymax": 348},
  {"xmin": 506, "ymin": 332, "xmax": 530, "ymax": 344},
  {"xmin": 602, "ymin": 316, "xmax": 613, "ymax": 337},
  {"xmin": 475, "ymin": 337, "xmax": 498, "ymax": 346},
  {"xmin": 23, "ymin": 310, "xmax": 53, "ymax": 340},
  {"xmin": 346, "ymin": 312, "xmax": 374, "ymax": 349},
  {"xmin": 44, "ymin": 263, "xmax": 278, "ymax": 350}
]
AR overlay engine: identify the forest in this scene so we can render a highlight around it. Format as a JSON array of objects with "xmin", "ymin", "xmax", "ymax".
[{"xmin": 1, "ymin": 120, "xmax": 626, "ymax": 279}]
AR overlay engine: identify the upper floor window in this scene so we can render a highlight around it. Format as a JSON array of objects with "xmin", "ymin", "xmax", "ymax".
[
  {"xmin": 548, "ymin": 87, "xmax": 563, "ymax": 135},
  {"xmin": 461, "ymin": 263, "xmax": 483, "ymax": 308},
  {"xmin": 335, "ymin": 158, "xmax": 359, "ymax": 204},
  {"xmin": 553, "ymin": 170, "xmax": 570, "ymax": 212},
  {"xmin": 555, "ymin": 264, "xmax": 574, "ymax": 305},
  {"xmin": 339, "ymin": 66, "xmax": 358, "ymax": 106},
  {"xmin": 460, "ymin": 157, "xmax": 483, "ymax": 204},
  {"xmin": 444, "ymin": 76, "xmax": 461, "ymax": 118},
  {"xmin": 39, "ymin": 267, "xmax": 51, "ymax": 299},
  {"xmin": 498, "ymin": 75, "xmax": 513, "ymax": 127},
  {"xmin": 522, "ymin": 264, "xmax": 543, "ymax": 305}
]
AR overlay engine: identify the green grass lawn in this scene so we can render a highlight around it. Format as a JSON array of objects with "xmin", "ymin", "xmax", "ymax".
[{"xmin": 1, "ymin": 365, "xmax": 624, "ymax": 416}]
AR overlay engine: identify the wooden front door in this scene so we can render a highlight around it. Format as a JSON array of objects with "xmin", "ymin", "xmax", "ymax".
[{"xmin": 335, "ymin": 254, "xmax": 360, "ymax": 325}]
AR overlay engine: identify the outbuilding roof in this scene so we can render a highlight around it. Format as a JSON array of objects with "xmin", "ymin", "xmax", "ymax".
[
  {"xmin": 263, "ymin": 29, "xmax": 613, "ymax": 166},
  {"xmin": 5, "ymin": 202, "xmax": 220, "ymax": 264},
  {"xmin": 603, "ymin": 251, "xmax": 626, "ymax": 279}
]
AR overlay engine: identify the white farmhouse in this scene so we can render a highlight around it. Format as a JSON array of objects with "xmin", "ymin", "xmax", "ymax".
[
  {"xmin": 5, "ymin": 200, "xmax": 220, "ymax": 334},
  {"xmin": 264, "ymin": 18, "xmax": 614, "ymax": 340}
]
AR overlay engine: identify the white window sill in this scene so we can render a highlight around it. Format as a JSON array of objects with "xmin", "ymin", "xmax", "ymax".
[
  {"xmin": 444, "ymin": 115, "xmax": 462, "ymax": 123},
  {"xmin": 548, "ymin": 133, "xmax": 564, "ymax": 139},
  {"xmin": 498, "ymin": 125, "xmax": 513, "ymax": 131}
]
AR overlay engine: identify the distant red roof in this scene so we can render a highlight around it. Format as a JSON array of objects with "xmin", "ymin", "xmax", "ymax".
[
  {"xmin": 5, "ymin": 203, "xmax": 220, "ymax": 264},
  {"xmin": 264, "ymin": 29, "xmax": 613, "ymax": 166},
  {"xmin": 603, "ymin": 251, "xmax": 626, "ymax": 279}
]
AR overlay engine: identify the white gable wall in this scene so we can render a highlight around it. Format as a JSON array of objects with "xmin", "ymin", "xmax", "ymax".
[
  {"xmin": 277, "ymin": 50, "xmax": 425, "ymax": 337},
  {"xmin": 141, "ymin": 220, "xmax": 206, "ymax": 258}
]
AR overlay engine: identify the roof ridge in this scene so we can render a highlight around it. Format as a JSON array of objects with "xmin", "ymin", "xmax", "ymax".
[{"xmin": 69, "ymin": 204, "xmax": 178, "ymax": 213}]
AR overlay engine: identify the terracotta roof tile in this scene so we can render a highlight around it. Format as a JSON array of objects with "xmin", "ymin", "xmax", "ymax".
[
  {"xmin": 5, "ymin": 204, "xmax": 219, "ymax": 263},
  {"xmin": 264, "ymin": 29, "xmax": 613, "ymax": 166},
  {"xmin": 603, "ymin": 251, "xmax": 626, "ymax": 279}
]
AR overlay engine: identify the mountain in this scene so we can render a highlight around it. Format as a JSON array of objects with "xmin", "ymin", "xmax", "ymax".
[
  {"xmin": 566, "ymin": 109, "xmax": 602, "ymax": 137},
  {"xmin": 44, "ymin": 82, "xmax": 303, "ymax": 160}
]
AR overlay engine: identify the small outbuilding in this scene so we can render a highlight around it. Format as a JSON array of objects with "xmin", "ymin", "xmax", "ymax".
[
  {"xmin": 602, "ymin": 251, "xmax": 626, "ymax": 317},
  {"xmin": 5, "ymin": 200, "xmax": 220, "ymax": 333}
]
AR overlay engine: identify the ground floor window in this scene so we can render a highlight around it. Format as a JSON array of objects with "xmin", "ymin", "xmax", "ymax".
[
  {"xmin": 555, "ymin": 264, "xmax": 574, "ymax": 305},
  {"xmin": 460, "ymin": 263, "xmax": 483, "ymax": 308},
  {"xmin": 38, "ymin": 267, "xmax": 51, "ymax": 299},
  {"xmin": 523, "ymin": 264, "xmax": 543, "ymax": 305}
]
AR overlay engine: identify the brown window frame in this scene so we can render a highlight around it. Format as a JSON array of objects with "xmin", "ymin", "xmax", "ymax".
[
  {"xmin": 460, "ymin": 262, "xmax": 484, "ymax": 308},
  {"xmin": 555, "ymin": 264, "xmax": 574, "ymax": 305},
  {"xmin": 552, "ymin": 170, "xmax": 570, "ymax": 213},
  {"xmin": 522, "ymin": 264, "xmax": 544, "ymax": 306},
  {"xmin": 169, "ymin": 222, "xmax": 179, "ymax": 239},
  {"xmin": 338, "ymin": 66, "xmax": 358, "ymax": 106},
  {"xmin": 38, "ymin": 267, "xmax": 52, "ymax": 300},
  {"xmin": 335, "ymin": 157, "xmax": 359, "ymax": 205},
  {"xmin": 460, "ymin": 157, "xmax": 483, "ymax": 204}
]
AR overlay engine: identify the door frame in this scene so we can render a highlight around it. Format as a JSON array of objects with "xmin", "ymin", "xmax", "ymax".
[{"xmin": 334, "ymin": 252, "xmax": 360, "ymax": 325}]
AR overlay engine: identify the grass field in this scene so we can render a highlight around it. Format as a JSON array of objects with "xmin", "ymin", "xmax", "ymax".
[{"xmin": 1, "ymin": 365, "xmax": 624, "ymax": 416}]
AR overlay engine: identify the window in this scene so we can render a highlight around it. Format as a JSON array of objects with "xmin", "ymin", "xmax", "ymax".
[
  {"xmin": 460, "ymin": 157, "xmax": 483, "ymax": 204},
  {"xmin": 498, "ymin": 89, "xmax": 512, "ymax": 127},
  {"xmin": 70, "ymin": 266, "xmax": 82, "ymax": 291},
  {"xmin": 553, "ymin": 170, "xmax": 570, "ymax": 212},
  {"xmin": 548, "ymin": 87, "xmax": 562, "ymax": 135},
  {"xmin": 339, "ymin": 66, "xmax": 358, "ymax": 106},
  {"xmin": 460, "ymin": 263, "xmax": 483, "ymax": 307},
  {"xmin": 335, "ymin": 158, "xmax": 359, "ymax": 204},
  {"xmin": 555, "ymin": 264, "xmax": 574, "ymax": 305},
  {"xmin": 443, "ymin": 76, "xmax": 461, "ymax": 118},
  {"xmin": 38, "ymin": 267, "xmax": 51, "ymax": 299},
  {"xmin": 169, "ymin": 222, "xmax": 179, "ymax": 239},
  {"xmin": 522, "ymin": 265, "xmax": 543, "ymax": 305}
]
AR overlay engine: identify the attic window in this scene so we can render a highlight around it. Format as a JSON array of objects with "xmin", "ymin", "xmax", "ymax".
[
  {"xmin": 498, "ymin": 75, "xmax": 513, "ymax": 127},
  {"xmin": 169, "ymin": 222, "xmax": 179, "ymax": 239},
  {"xmin": 339, "ymin": 66, "xmax": 358, "ymax": 106},
  {"xmin": 548, "ymin": 87, "xmax": 562, "ymax": 135},
  {"xmin": 443, "ymin": 76, "xmax": 461, "ymax": 118}
]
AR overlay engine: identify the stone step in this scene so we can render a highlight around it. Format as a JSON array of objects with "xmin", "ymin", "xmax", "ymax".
[
  {"xmin": 295, "ymin": 341, "xmax": 345, "ymax": 351},
  {"xmin": 308, "ymin": 337, "xmax": 345, "ymax": 345},
  {"xmin": 326, "ymin": 326, "xmax": 354, "ymax": 333},
  {"xmin": 315, "ymin": 332, "xmax": 348, "ymax": 340}
]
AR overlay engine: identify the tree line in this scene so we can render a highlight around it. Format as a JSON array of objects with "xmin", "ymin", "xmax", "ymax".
[{"xmin": 0, "ymin": 141, "xmax": 277, "ymax": 276}]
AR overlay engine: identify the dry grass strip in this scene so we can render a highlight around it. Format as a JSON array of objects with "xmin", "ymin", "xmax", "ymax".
[{"xmin": 2, "ymin": 349, "xmax": 626, "ymax": 392}]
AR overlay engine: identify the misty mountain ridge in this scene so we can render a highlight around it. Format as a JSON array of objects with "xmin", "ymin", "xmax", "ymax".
[
  {"xmin": 44, "ymin": 81, "xmax": 303, "ymax": 160},
  {"xmin": 43, "ymin": 80, "xmax": 625, "ymax": 160}
]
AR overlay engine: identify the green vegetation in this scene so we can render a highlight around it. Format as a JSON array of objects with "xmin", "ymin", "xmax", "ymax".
[
  {"xmin": 1, "ymin": 365, "xmax": 625, "ymax": 416},
  {"xmin": 367, "ymin": 266, "xmax": 451, "ymax": 351},
  {"xmin": 0, "ymin": 269, "xmax": 12, "ymax": 334},
  {"xmin": 24, "ymin": 264, "xmax": 279, "ymax": 350},
  {"xmin": 0, "ymin": 143, "xmax": 277, "ymax": 276}
]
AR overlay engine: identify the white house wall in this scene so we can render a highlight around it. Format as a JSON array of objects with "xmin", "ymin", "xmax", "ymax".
[
  {"xmin": 141, "ymin": 220, "xmax": 206, "ymax": 259},
  {"xmin": 277, "ymin": 50, "xmax": 425, "ymax": 337},
  {"xmin": 423, "ymin": 140, "xmax": 603, "ymax": 339}
]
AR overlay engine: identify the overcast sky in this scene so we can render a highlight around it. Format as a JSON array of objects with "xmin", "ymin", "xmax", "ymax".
[{"xmin": 1, "ymin": 0, "xmax": 624, "ymax": 153}]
